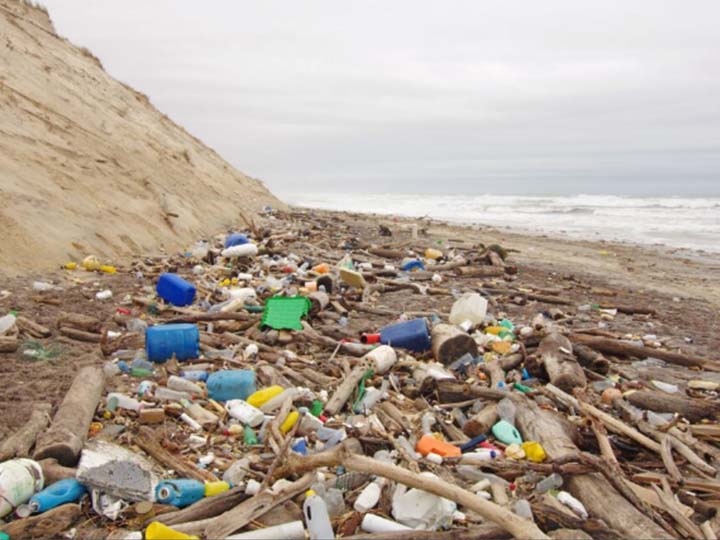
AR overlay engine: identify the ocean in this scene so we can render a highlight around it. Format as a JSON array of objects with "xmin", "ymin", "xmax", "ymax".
[{"xmin": 282, "ymin": 192, "xmax": 720, "ymax": 253}]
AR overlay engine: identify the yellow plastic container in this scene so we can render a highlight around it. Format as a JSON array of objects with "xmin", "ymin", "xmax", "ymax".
[
  {"xmin": 424, "ymin": 248, "xmax": 443, "ymax": 260},
  {"xmin": 81, "ymin": 255, "xmax": 101, "ymax": 271},
  {"xmin": 64, "ymin": 262, "xmax": 77, "ymax": 270},
  {"xmin": 99, "ymin": 265, "xmax": 117, "ymax": 274},
  {"xmin": 204, "ymin": 481, "xmax": 231, "ymax": 497},
  {"xmin": 246, "ymin": 385, "xmax": 284, "ymax": 408},
  {"xmin": 145, "ymin": 521, "xmax": 199, "ymax": 540},
  {"xmin": 280, "ymin": 410, "xmax": 300, "ymax": 434},
  {"xmin": 484, "ymin": 326, "xmax": 504, "ymax": 336},
  {"xmin": 521, "ymin": 441, "xmax": 547, "ymax": 463}
]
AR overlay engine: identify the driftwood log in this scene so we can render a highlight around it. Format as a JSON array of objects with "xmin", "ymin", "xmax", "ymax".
[
  {"xmin": 573, "ymin": 344, "xmax": 610, "ymax": 375},
  {"xmin": 463, "ymin": 403, "xmax": 499, "ymax": 438},
  {"xmin": 38, "ymin": 458, "xmax": 77, "ymax": 484},
  {"xmin": 33, "ymin": 366, "xmax": 104, "ymax": 466},
  {"xmin": 134, "ymin": 426, "xmax": 217, "ymax": 483},
  {"xmin": 0, "ymin": 336, "xmax": 19, "ymax": 352},
  {"xmin": 342, "ymin": 524, "xmax": 512, "ymax": 540},
  {"xmin": 455, "ymin": 266, "xmax": 505, "ymax": 278},
  {"xmin": 570, "ymin": 334, "xmax": 710, "ymax": 368},
  {"xmin": 431, "ymin": 324, "xmax": 478, "ymax": 365},
  {"xmin": 156, "ymin": 486, "xmax": 248, "ymax": 526},
  {"xmin": 538, "ymin": 333, "xmax": 586, "ymax": 391},
  {"xmin": 625, "ymin": 390, "xmax": 720, "ymax": 422},
  {"xmin": 0, "ymin": 503, "xmax": 81, "ymax": 538},
  {"xmin": 324, "ymin": 364, "xmax": 370, "ymax": 416},
  {"xmin": 56, "ymin": 312, "xmax": 102, "ymax": 332},
  {"xmin": 514, "ymin": 396, "xmax": 673, "ymax": 539},
  {"xmin": 0, "ymin": 402, "xmax": 51, "ymax": 460}
]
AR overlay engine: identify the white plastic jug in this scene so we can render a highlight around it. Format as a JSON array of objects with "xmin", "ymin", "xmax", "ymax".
[
  {"xmin": 303, "ymin": 490, "xmax": 335, "ymax": 539},
  {"xmin": 0, "ymin": 458, "xmax": 44, "ymax": 518},
  {"xmin": 226, "ymin": 400, "xmax": 265, "ymax": 427},
  {"xmin": 221, "ymin": 244, "xmax": 258, "ymax": 258},
  {"xmin": 449, "ymin": 293, "xmax": 488, "ymax": 326},
  {"xmin": 364, "ymin": 345, "xmax": 397, "ymax": 375}
]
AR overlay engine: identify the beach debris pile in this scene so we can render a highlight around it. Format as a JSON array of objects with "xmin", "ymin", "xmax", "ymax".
[{"xmin": 1, "ymin": 209, "xmax": 719, "ymax": 540}]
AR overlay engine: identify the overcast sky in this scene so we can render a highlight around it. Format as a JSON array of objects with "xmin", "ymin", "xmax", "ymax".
[{"xmin": 44, "ymin": 1, "xmax": 720, "ymax": 196}]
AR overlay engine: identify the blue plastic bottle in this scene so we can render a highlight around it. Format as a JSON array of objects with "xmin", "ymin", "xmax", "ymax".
[
  {"xmin": 25, "ymin": 479, "xmax": 87, "ymax": 515},
  {"xmin": 146, "ymin": 324, "xmax": 199, "ymax": 362},
  {"xmin": 156, "ymin": 479, "xmax": 205, "ymax": 508},
  {"xmin": 380, "ymin": 318, "xmax": 431, "ymax": 352},
  {"xmin": 156, "ymin": 273, "xmax": 196, "ymax": 307},
  {"xmin": 206, "ymin": 370, "xmax": 256, "ymax": 402},
  {"xmin": 225, "ymin": 233, "xmax": 249, "ymax": 248}
]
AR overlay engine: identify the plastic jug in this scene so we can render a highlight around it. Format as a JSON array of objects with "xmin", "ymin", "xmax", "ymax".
[
  {"xmin": 156, "ymin": 273, "xmax": 196, "ymax": 307},
  {"xmin": 303, "ymin": 489, "xmax": 335, "ymax": 540},
  {"xmin": 18, "ymin": 478, "xmax": 86, "ymax": 517},
  {"xmin": 226, "ymin": 399, "xmax": 265, "ymax": 427},
  {"xmin": 246, "ymin": 385, "xmax": 284, "ymax": 408},
  {"xmin": 364, "ymin": 345, "xmax": 397, "ymax": 374},
  {"xmin": 156, "ymin": 479, "xmax": 205, "ymax": 508},
  {"xmin": 380, "ymin": 319, "xmax": 431, "ymax": 352},
  {"xmin": 207, "ymin": 370, "xmax": 256, "ymax": 402},
  {"xmin": 225, "ymin": 233, "xmax": 249, "ymax": 248},
  {"xmin": 146, "ymin": 324, "xmax": 199, "ymax": 362},
  {"xmin": 449, "ymin": 293, "xmax": 488, "ymax": 326},
  {"xmin": 491, "ymin": 420, "xmax": 523, "ymax": 445},
  {"xmin": 0, "ymin": 458, "xmax": 44, "ymax": 518}
]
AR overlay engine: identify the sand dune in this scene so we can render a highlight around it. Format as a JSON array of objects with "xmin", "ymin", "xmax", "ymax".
[{"xmin": 0, "ymin": 0, "xmax": 283, "ymax": 275}]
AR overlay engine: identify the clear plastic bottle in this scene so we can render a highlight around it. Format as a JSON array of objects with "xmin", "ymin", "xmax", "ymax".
[
  {"xmin": 496, "ymin": 398, "xmax": 516, "ymax": 425},
  {"xmin": 154, "ymin": 387, "xmax": 191, "ymax": 402},
  {"xmin": 167, "ymin": 375, "xmax": 203, "ymax": 396},
  {"xmin": 535, "ymin": 472, "xmax": 563, "ymax": 493},
  {"xmin": 513, "ymin": 499, "xmax": 533, "ymax": 520}
]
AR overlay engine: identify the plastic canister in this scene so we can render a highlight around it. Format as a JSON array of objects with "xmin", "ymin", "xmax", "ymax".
[
  {"xmin": 0, "ymin": 459, "xmax": 44, "ymax": 518},
  {"xmin": 146, "ymin": 324, "xmax": 199, "ymax": 362},
  {"xmin": 145, "ymin": 522, "xmax": 199, "ymax": 540},
  {"xmin": 380, "ymin": 319, "xmax": 431, "ymax": 352},
  {"xmin": 364, "ymin": 345, "xmax": 397, "ymax": 374},
  {"xmin": 225, "ymin": 233, "xmax": 249, "ymax": 248},
  {"xmin": 156, "ymin": 273, "xmax": 196, "ymax": 307},
  {"xmin": 303, "ymin": 490, "xmax": 335, "ymax": 540},
  {"xmin": 225, "ymin": 521, "xmax": 306, "ymax": 540},
  {"xmin": 226, "ymin": 400, "xmax": 265, "ymax": 427},
  {"xmin": 156, "ymin": 479, "xmax": 205, "ymax": 508},
  {"xmin": 207, "ymin": 370, "xmax": 256, "ymax": 402},
  {"xmin": 449, "ymin": 293, "xmax": 488, "ymax": 326},
  {"xmin": 18, "ymin": 478, "xmax": 86, "ymax": 517}
]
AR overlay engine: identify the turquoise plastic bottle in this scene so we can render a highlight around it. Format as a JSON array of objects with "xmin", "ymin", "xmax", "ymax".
[
  {"xmin": 156, "ymin": 479, "xmax": 205, "ymax": 508},
  {"xmin": 206, "ymin": 370, "xmax": 256, "ymax": 402}
]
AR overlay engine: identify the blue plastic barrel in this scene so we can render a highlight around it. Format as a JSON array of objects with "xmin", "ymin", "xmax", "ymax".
[
  {"xmin": 146, "ymin": 323, "xmax": 199, "ymax": 362},
  {"xmin": 206, "ymin": 370, "xmax": 256, "ymax": 402},
  {"xmin": 29, "ymin": 478, "xmax": 87, "ymax": 514},
  {"xmin": 156, "ymin": 479, "xmax": 205, "ymax": 508},
  {"xmin": 156, "ymin": 273, "xmax": 196, "ymax": 307},
  {"xmin": 380, "ymin": 318, "xmax": 431, "ymax": 352},
  {"xmin": 225, "ymin": 233, "xmax": 249, "ymax": 248}
]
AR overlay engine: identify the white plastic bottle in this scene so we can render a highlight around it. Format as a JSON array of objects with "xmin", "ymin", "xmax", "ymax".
[
  {"xmin": 221, "ymin": 244, "xmax": 258, "ymax": 258},
  {"xmin": 0, "ymin": 313, "xmax": 17, "ymax": 335},
  {"xmin": 0, "ymin": 459, "xmax": 44, "ymax": 518},
  {"xmin": 361, "ymin": 513, "xmax": 411, "ymax": 533},
  {"xmin": 303, "ymin": 489, "xmax": 335, "ymax": 539},
  {"xmin": 354, "ymin": 478, "xmax": 386, "ymax": 512},
  {"xmin": 107, "ymin": 392, "xmax": 143, "ymax": 412},
  {"xmin": 226, "ymin": 520, "xmax": 305, "ymax": 540},
  {"xmin": 226, "ymin": 400, "xmax": 265, "ymax": 427}
]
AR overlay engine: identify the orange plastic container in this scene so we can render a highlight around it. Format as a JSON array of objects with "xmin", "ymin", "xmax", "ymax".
[{"xmin": 416, "ymin": 434, "xmax": 461, "ymax": 458}]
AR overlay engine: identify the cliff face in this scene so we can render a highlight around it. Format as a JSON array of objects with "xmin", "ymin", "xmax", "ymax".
[{"xmin": 0, "ymin": 0, "xmax": 284, "ymax": 274}]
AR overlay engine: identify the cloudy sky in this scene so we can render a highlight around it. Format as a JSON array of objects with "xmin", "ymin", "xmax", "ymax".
[{"xmin": 44, "ymin": 1, "xmax": 720, "ymax": 196}]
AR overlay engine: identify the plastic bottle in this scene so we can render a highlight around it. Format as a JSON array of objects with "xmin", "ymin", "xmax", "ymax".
[
  {"xmin": 535, "ymin": 472, "xmax": 563, "ymax": 493},
  {"xmin": 364, "ymin": 345, "xmax": 397, "ymax": 375},
  {"xmin": 154, "ymin": 387, "xmax": 192, "ymax": 402},
  {"xmin": 207, "ymin": 370, "xmax": 256, "ymax": 402},
  {"xmin": 361, "ymin": 513, "xmax": 411, "ymax": 533},
  {"xmin": 303, "ymin": 489, "xmax": 335, "ymax": 540},
  {"xmin": 557, "ymin": 491, "xmax": 588, "ymax": 518},
  {"xmin": 168, "ymin": 375, "xmax": 203, "ymax": 396},
  {"xmin": 156, "ymin": 479, "xmax": 205, "ymax": 508},
  {"xmin": 354, "ymin": 380, "xmax": 388, "ymax": 413},
  {"xmin": 107, "ymin": 392, "xmax": 143, "ymax": 412},
  {"xmin": 223, "ymin": 458, "xmax": 250, "ymax": 486},
  {"xmin": 0, "ymin": 459, "xmax": 44, "ymax": 518},
  {"xmin": 246, "ymin": 385, "xmax": 284, "ymax": 408},
  {"xmin": 0, "ymin": 313, "xmax": 17, "ymax": 335},
  {"xmin": 156, "ymin": 273, "xmax": 196, "ymax": 307},
  {"xmin": 17, "ymin": 478, "xmax": 86, "ymax": 517},
  {"xmin": 181, "ymin": 370, "xmax": 209, "ymax": 382},
  {"xmin": 225, "ymin": 520, "xmax": 306, "ymax": 540},
  {"xmin": 354, "ymin": 478, "xmax": 386, "ymax": 512},
  {"xmin": 145, "ymin": 521, "xmax": 199, "ymax": 540},
  {"xmin": 514, "ymin": 499, "xmax": 533, "ymax": 520},
  {"xmin": 146, "ymin": 324, "xmax": 200, "ymax": 362},
  {"xmin": 131, "ymin": 356, "xmax": 154, "ymax": 371},
  {"xmin": 221, "ymin": 244, "xmax": 258, "ymax": 258},
  {"xmin": 449, "ymin": 293, "xmax": 488, "ymax": 326},
  {"xmin": 496, "ymin": 398, "xmax": 516, "ymax": 425},
  {"xmin": 127, "ymin": 318, "xmax": 148, "ymax": 333},
  {"xmin": 316, "ymin": 426, "xmax": 344, "ymax": 449},
  {"xmin": 226, "ymin": 400, "xmax": 265, "ymax": 427}
]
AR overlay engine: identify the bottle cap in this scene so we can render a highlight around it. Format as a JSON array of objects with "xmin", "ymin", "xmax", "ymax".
[{"xmin": 305, "ymin": 489, "xmax": 316, "ymax": 497}]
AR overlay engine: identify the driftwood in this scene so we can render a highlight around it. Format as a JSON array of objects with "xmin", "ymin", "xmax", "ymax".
[
  {"xmin": 625, "ymin": 390, "xmax": 720, "ymax": 422},
  {"xmin": 324, "ymin": 364, "xmax": 370, "ymax": 416},
  {"xmin": 531, "ymin": 501, "xmax": 622, "ymax": 540},
  {"xmin": 573, "ymin": 343, "xmax": 610, "ymax": 375},
  {"xmin": 0, "ymin": 503, "xmax": 81, "ymax": 538},
  {"xmin": 343, "ymin": 524, "xmax": 512, "ymax": 540},
  {"xmin": 134, "ymin": 426, "xmax": 217, "ymax": 483},
  {"xmin": 514, "ymin": 395, "xmax": 673, "ymax": 539},
  {"xmin": 455, "ymin": 266, "xmax": 505, "ymax": 278},
  {"xmin": 276, "ymin": 441, "xmax": 550, "ymax": 539},
  {"xmin": 431, "ymin": 324, "xmax": 478, "ymax": 365},
  {"xmin": 58, "ymin": 326, "xmax": 102, "ymax": 342},
  {"xmin": 0, "ymin": 335, "xmax": 19, "ymax": 352},
  {"xmin": 538, "ymin": 333, "xmax": 586, "ymax": 391},
  {"xmin": 463, "ymin": 403, "xmax": 499, "ymax": 438},
  {"xmin": 570, "ymin": 334, "xmax": 710, "ymax": 368},
  {"xmin": 0, "ymin": 402, "xmax": 51, "ymax": 460},
  {"xmin": 38, "ymin": 458, "xmax": 77, "ymax": 485},
  {"xmin": 16, "ymin": 316, "xmax": 51, "ymax": 338},
  {"xmin": 33, "ymin": 366, "xmax": 104, "ymax": 466},
  {"xmin": 157, "ymin": 486, "xmax": 248, "ymax": 526},
  {"xmin": 56, "ymin": 312, "xmax": 102, "ymax": 332}
]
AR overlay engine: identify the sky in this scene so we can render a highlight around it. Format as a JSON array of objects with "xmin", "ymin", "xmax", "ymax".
[{"xmin": 43, "ymin": 0, "xmax": 720, "ymax": 196}]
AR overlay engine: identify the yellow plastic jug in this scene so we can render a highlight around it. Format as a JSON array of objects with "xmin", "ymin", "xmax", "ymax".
[
  {"xmin": 145, "ymin": 521, "xmax": 199, "ymax": 540},
  {"xmin": 521, "ymin": 441, "xmax": 547, "ymax": 463},
  {"xmin": 280, "ymin": 411, "xmax": 300, "ymax": 434},
  {"xmin": 246, "ymin": 385, "xmax": 284, "ymax": 408}
]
